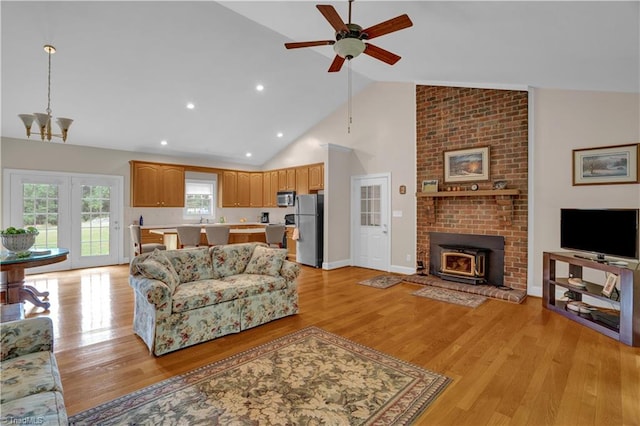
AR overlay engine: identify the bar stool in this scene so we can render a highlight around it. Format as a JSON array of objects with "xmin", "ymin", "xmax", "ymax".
[
  {"xmin": 265, "ymin": 224, "xmax": 285, "ymax": 248},
  {"xmin": 176, "ymin": 226, "xmax": 202, "ymax": 248},
  {"xmin": 130, "ymin": 225, "xmax": 166, "ymax": 256},
  {"xmin": 205, "ymin": 225, "xmax": 230, "ymax": 246}
]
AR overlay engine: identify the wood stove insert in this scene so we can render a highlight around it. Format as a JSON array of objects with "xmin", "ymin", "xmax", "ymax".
[{"xmin": 439, "ymin": 244, "xmax": 489, "ymax": 285}]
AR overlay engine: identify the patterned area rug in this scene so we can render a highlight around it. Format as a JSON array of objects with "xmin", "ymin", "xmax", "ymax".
[
  {"xmin": 358, "ymin": 275, "xmax": 404, "ymax": 289},
  {"xmin": 69, "ymin": 327, "xmax": 451, "ymax": 426},
  {"xmin": 412, "ymin": 286, "xmax": 487, "ymax": 308}
]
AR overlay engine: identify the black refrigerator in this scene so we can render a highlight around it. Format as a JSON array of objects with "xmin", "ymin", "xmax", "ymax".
[{"xmin": 295, "ymin": 194, "xmax": 324, "ymax": 268}]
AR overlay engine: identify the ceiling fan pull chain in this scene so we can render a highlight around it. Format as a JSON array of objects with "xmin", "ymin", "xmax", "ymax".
[{"xmin": 348, "ymin": 60, "xmax": 352, "ymax": 134}]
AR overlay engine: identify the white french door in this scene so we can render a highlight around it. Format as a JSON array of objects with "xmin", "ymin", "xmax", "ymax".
[
  {"xmin": 351, "ymin": 173, "xmax": 391, "ymax": 271},
  {"xmin": 4, "ymin": 169, "xmax": 123, "ymax": 272}
]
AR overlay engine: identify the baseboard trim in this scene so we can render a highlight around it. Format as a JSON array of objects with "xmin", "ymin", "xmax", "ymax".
[
  {"xmin": 390, "ymin": 265, "xmax": 415, "ymax": 275},
  {"xmin": 323, "ymin": 259, "xmax": 351, "ymax": 270}
]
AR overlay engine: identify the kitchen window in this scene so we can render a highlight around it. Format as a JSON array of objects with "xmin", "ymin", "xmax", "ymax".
[{"xmin": 184, "ymin": 177, "xmax": 216, "ymax": 219}]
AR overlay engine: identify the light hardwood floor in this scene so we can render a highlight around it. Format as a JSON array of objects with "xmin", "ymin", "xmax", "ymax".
[{"xmin": 20, "ymin": 264, "xmax": 640, "ymax": 425}]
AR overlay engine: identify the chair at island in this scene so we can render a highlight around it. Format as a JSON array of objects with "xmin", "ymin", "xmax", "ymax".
[
  {"xmin": 205, "ymin": 225, "xmax": 230, "ymax": 246},
  {"xmin": 265, "ymin": 224, "xmax": 285, "ymax": 248},
  {"xmin": 130, "ymin": 225, "xmax": 166, "ymax": 256},
  {"xmin": 176, "ymin": 226, "xmax": 202, "ymax": 248}
]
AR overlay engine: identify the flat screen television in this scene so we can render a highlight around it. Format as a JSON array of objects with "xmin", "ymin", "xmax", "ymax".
[{"xmin": 560, "ymin": 208, "xmax": 639, "ymax": 260}]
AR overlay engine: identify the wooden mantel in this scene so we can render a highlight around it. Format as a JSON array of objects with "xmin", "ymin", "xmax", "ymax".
[{"xmin": 416, "ymin": 189, "xmax": 520, "ymax": 224}]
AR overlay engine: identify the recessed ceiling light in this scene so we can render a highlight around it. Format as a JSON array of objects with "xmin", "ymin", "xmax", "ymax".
[
  {"xmin": 277, "ymin": 132, "xmax": 283, "ymax": 138},
  {"xmin": 160, "ymin": 140, "xmax": 168, "ymax": 146},
  {"xmin": 186, "ymin": 102, "xmax": 195, "ymax": 109},
  {"xmin": 256, "ymin": 84, "xmax": 264, "ymax": 92},
  {"xmin": 246, "ymin": 152, "xmax": 252, "ymax": 157}
]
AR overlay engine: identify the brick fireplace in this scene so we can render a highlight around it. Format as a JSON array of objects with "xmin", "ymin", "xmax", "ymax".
[{"xmin": 416, "ymin": 86, "xmax": 529, "ymax": 291}]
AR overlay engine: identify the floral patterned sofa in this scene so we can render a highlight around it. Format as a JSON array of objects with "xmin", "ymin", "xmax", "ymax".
[
  {"xmin": 129, "ymin": 243, "xmax": 300, "ymax": 356},
  {"xmin": 0, "ymin": 317, "xmax": 67, "ymax": 425}
]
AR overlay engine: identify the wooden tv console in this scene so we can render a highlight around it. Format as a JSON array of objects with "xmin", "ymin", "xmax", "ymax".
[{"xmin": 543, "ymin": 251, "xmax": 639, "ymax": 347}]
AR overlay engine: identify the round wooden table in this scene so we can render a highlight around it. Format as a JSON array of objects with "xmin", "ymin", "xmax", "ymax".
[{"xmin": 1, "ymin": 248, "xmax": 69, "ymax": 310}]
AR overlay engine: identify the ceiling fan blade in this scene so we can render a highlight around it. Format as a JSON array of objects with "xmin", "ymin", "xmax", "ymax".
[
  {"xmin": 317, "ymin": 5, "xmax": 349, "ymax": 33},
  {"xmin": 285, "ymin": 40, "xmax": 335, "ymax": 49},
  {"xmin": 328, "ymin": 55, "xmax": 346, "ymax": 72},
  {"xmin": 363, "ymin": 43, "xmax": 401, "ymax": 65},
  {"xmin": 362, "ymin": 14, "xmax": 413, "ymax": 40}
]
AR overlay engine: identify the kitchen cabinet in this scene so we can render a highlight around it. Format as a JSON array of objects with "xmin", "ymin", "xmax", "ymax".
[
  {"xmin": 263, "ymin": 172, "xmax": 273, "ymax": 207},
  {"xmin": 250, "ymin": 173, "xmax": 263, "ymax": 207},
  {"xmin": 309, "ymin": 164, "xmax": 324, "ymax": 190},
  {"xmin": 130, "ymin": 161, "xmax": 185, "ymax": 207},
  {"xmin": 141, "ymin": 228, "xmax": 164, "ymax": 245},
  {"xmin": 221, "ymin": 170, "xmax": 254, "ymax": 207},
  {"xmin": 237, "ymin": 172, "xmax": 251, "ymax": 207},
  {"xmin": 296, "ymin": 167, "xmax": 309, "ymax": 195},
  {"xmin": 286, "ymin": 227, "xmax": 296, "ymax": 261},
  {"xmin": 278, "ymin": 169, "xmax": 296, "ymax": 191},
  {"xmin": 221, "ymin": 170, "xmax": 238, "ymax": 207},
  {"xmin": 263, "ymin": 171, "xmax": 278, "ymax": 207}
]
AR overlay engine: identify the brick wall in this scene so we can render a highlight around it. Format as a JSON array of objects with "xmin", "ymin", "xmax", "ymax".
[{"xmin": 416, "ymin": 86, "xmax": 529, "ymax": 290}]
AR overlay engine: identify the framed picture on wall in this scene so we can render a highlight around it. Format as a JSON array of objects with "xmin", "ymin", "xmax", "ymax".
[
  {"xmin": 444, "ymin": 146, "xmax": 490, "ymax": 183},
  {"xmin": 572, "ymin": 143, "xmax": 639, "ymax": 185},
  {"xmin": 422, "ymin": 179, "xmax": 438, "ymax": 193}
]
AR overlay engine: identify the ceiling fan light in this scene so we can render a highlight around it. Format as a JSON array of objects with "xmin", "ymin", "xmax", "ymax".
[{"xmin": 334, "ymin": 38, "xmax": 365, "ymax": 59}]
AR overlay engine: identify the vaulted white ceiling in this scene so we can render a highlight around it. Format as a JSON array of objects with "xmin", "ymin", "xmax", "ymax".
[{"xmin": 2, "ymin": 1, "xmax": 638, "ymax": 166}]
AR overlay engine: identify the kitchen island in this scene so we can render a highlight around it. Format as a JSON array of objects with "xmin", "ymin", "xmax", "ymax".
[{"xmin": 146, "ymin": 223, "xmax": 268, "ymax": 249}]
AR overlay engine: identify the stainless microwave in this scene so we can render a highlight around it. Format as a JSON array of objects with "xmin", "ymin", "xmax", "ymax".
[{"xmin": 277, "ymin": 191, "xmax": 296, "ymax": 207}]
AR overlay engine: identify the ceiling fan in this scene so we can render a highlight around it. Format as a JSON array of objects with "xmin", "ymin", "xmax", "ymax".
[{"xmin": 284, "ymin": 0, "xmax": 413, "ymax": 72}]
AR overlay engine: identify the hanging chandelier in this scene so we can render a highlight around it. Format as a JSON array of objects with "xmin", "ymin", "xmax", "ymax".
[{"xmin": 18, "ymin": 45, "xmax": 73, "ymax": 142}]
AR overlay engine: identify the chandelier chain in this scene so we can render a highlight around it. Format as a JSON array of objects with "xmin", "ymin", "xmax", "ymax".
[{"xmin": 46, "ymin": 49, "xmax": 52, "ymax": 115}]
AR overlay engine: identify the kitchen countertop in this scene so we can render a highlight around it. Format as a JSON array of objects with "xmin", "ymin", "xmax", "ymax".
[
  {"xmin": 149, "ymin": 228, "xmax": 267, "ymax": 235},
  {"xmin": 139, "ymin": 222, "xmax": 268, "ymax": 229}
]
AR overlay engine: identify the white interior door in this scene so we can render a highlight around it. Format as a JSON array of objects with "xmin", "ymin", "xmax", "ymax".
[
  {"xmin": 4, "ymin": 169, "xmax": 123, "ymax": 272},
  {"xmin": 351, "ymin": 174, "xmax": 390, "ymax": 271}
]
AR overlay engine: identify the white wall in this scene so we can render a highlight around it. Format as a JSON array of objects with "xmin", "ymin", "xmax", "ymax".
[
  {"xmin": 266, "ymin": 82, "xmax": 417, "ymax": 272},
  {"xmin": 531, "ymin": 88, "xmax": 640, "ymax": 296}
]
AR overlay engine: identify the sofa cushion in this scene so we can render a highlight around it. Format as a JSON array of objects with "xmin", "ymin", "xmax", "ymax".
[
  {"xmin": 244, "ymin": 246, "xmax": 287, "ymax": 277},
  {"xmin": 136, "ymin": 251, "xmax": 180, "ymax": 294},
  {"xmin": 0, "ymin": 351, "xmax": 63, "ymax": 404},
  {"xmin": 0, "ymin": 391, "xmax": 67, "ymax": 426},
  {"xmin": 172, "ymin": 275, "xmax": 288, "ymax": 313},
  {"xmin": 166, "ymin": 247, "xmax": 214, "ymax": 284},
  {"xmin": 210, "ymin": 243, "xmax": 257, "ymax": 278}
]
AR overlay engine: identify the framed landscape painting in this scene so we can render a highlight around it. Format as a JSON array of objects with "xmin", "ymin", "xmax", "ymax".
[
  {"xmin": 443, "ymin": 146, "xmax": 490, "ymax": 183},
  {"xmin": 572, "ymin": 143, "xmax": 639, "ymax": 186}
]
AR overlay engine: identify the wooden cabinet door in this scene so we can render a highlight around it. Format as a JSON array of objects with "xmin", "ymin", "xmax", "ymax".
[
  {"xmin": 286, "ymin": 169, "xmax": 296, "ymax": 191},
  {"xmin": 131, "ymin": 162, "xmax": 162, "ymax": 207},
  {"xmin": 161, "ymin": 165, "xmax": 185, "ymax": 207},
  {"xmin": 296, "ymin": 167, "xmax": 309, "ymax": 195},
  {"xmin": 236, "ymin": 172, "xmax": 251, "ymax": 207},
  {"xmin": 278, "ymin": 169, "xmax": 287, "ymax": 191},
  {"xmin": 131, "ymin": 162, "xmax": 185, "ymax": 207},
  {"xmin": 250, "ymin": 173, "xmax": 263, "ymax": 207},
  {"xmin": 309, "ymin": 164, "xmax": 324, "ymax": 190},
  {"xmin": 263, "ymin": 172, "xmax": 272, "ymax": 207},
  {"xmin": 270, "ymin": 171, "xmax": 279, "ymax": 206},
  {"xmin": 222, "ymin": 171, "xmax": 238, "ymax": 207}
]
